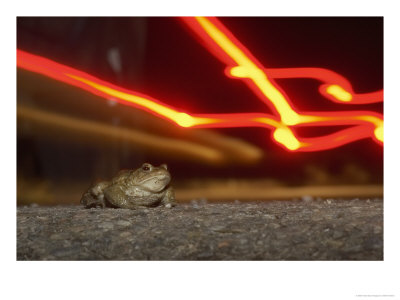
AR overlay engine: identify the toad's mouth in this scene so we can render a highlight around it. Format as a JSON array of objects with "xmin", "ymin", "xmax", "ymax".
[{"xmin": 140, "ymin": 175, "xmax": 171, "ymax": 192}]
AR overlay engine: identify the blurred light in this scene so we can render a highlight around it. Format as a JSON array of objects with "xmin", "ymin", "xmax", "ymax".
[
  {"xmin": 273, "ymin": 128, "xmax": 302, "ymax": 151},
  {"xmin": 182, "ymin": 17, "xmax": 383, "ymax": 150},
  {"xmin": 17, "ymin": 17, "xmax": 383, "ymax": 152},
  {"xmin": 325, "ymin": 84, "xmax": 353, "ymax": 102}
]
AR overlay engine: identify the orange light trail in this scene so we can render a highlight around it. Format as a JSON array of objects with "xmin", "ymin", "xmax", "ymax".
[
  {"xmin": 181, "ymin": 17, "xmax": 383, "ymax": 149},
  {"xmin": 17, "ymin": 17, "xmax": 383, "ymax": 152}
]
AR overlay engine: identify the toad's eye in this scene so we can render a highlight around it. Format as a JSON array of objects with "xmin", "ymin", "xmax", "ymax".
[{"xmin": 142, "ymin": 164, "xmax": 151, "ymax": 171}]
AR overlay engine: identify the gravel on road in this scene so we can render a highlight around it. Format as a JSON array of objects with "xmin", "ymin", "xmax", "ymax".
[{"xmin": 17, "ymin": 198, "xmax": 383, "ymax": 260}]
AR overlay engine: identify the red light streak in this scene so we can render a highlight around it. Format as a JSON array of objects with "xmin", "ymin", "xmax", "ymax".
[
  {"xmin": 181, "ymin": 17, "xmax": 383, "ymax": 150},
  {"xmin": 266, "ymin": 67, "xmax": 383, "ymax": 104},
  {"xmin": 17, "ymin": 17, "xmax": 383, "ymax": 152}
]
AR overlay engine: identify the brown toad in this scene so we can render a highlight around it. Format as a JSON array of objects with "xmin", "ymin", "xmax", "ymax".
[{"xmin": 81, "ymin": 163, "xmax": 175, "ymax": 209}]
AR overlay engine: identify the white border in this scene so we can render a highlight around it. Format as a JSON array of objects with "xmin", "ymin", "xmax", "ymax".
[{"xmin": 2, "ymin": 1, "xmax": 399, "ymax": 299}]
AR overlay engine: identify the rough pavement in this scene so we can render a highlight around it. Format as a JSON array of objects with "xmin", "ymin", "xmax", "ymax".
[{"xmin": 17, "ymin": 198, "xmax": 383, "ymax": 260}]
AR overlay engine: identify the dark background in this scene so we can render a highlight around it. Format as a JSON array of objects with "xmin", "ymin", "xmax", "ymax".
[{"xmin": 16, "ymin": 17, "xmax": 383, "ymax": 191}]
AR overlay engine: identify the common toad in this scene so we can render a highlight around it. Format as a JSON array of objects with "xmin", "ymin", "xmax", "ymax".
[{"xmin": 81, "ymin": 163, "xmax": 175, "ymax": 209}]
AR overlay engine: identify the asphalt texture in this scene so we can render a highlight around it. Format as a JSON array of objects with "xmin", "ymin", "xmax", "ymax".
[{"xmin": 17, "ymin": 198, "xmax": 383, "ymax": 260}]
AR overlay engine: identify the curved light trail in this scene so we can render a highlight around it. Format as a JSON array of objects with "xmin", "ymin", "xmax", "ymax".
[{"xmin": 17, "ymin": 17, "xmax": 383, "ymax": 152}]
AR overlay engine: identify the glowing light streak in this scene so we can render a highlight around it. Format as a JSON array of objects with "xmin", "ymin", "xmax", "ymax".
[
  {"xmin": 17, "ymin": 17, "xmax": 383, "ymax": 152},
  {"xmin": 181, "ymin": 17, "xmax": 383, "ymax": 149},
  {"xmin": 66, "ymin": 74, "xmax": 220, "ymax": 128},
  {"xmin": 273, "ymin": 128, "xmax": 302, "ymax": 151},
  {"xmin": 325, "ymin": 85, "xmax": 352, "ymax": 102},
  {"xmin": 266, "ymin": 67, "xmax": 383, "ymax": 104},
  {"xmin": 190, "ymin": 16, "xmax": 301, "ymax": 125},
  {"xmin": 17, "ymin": 50, "xmax": 222, "ymax": 128}
]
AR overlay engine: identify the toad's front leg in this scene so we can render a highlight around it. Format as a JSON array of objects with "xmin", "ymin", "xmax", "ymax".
[{"xmin": 160, "ymin": 186, "xmax": 176, "ymax": 208}]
